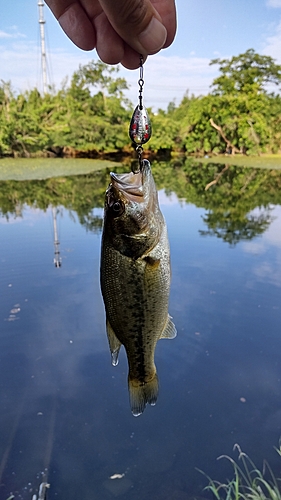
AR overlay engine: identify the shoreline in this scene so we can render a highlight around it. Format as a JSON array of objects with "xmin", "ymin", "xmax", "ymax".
[{"xmin": 1, "ymin": 153, "xmax": 281, "ymax": 181}]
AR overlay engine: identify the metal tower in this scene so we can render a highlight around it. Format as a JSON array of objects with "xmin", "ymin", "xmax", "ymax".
[
  {"xmin": 52, "ymin": 207, "xmax": 62, "ymax": 268},
  {"xmin": 38, "ymin": 0, "xmax": 48, "ymax": 95}
]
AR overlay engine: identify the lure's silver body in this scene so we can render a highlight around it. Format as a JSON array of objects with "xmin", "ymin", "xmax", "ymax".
[{"xmin": 129, "ymin": 105, "xmax": 152, "ymax": 145}]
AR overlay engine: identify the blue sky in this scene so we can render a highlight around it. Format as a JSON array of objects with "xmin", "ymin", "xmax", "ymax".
[{"xmin": 1, "ymin": 0, "xmax": 281, "ymax": 109}]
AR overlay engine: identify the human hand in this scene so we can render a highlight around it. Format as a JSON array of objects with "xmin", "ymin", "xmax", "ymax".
[{"xmin": 45, "ymin": 0, "xmax": 176, "ymax": 69}]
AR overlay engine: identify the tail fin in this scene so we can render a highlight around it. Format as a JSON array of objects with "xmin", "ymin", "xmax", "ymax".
[{"xmin": 128, "ymin": 374, "xmax": 159, "ymax": 417}]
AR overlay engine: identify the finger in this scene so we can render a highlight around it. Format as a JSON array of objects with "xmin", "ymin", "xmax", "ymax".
[
  {"xmin": 45, "ymin": 0, "xmax": 96, "ymax": 50},
  {"xmin": 151, "ymin": 0, "xmax": 177, "ymax": 48},
  {"xmin": 98, "ymin": 0, "xmax": 167, "ymax": 56},
  {"xmin": 121, "ymin": 46, "xmax": 147, "ymax": 70},
  {"xmin": 94, "ymin": 12, "xmax": 125, "ymax": 64}
]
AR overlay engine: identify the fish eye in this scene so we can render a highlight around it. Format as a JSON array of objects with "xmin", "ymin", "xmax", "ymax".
[{"xmin": 111, "ymin": 200, "xmax": 124, "ymax": 217}]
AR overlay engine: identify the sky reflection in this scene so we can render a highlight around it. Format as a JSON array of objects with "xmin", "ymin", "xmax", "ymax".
[{"xmin": 0, "ymin": 186, "xmax": 281, "ymax": 499}]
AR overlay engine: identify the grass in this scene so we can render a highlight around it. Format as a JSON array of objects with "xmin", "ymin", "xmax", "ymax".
[
  {"xmin": 201, "ymin": 443, "xmax": 281, "ymax": 500},
  {"xmin": 1, "ymin": 154, "xmax": 281, "ymax": 181},
  {"xmin": 197, "ymin": 154, "xmax": 281, "ymax": 170},
  {"xmin": 0, "ymin": 157, "xmax": 122, "ymax": 181}
]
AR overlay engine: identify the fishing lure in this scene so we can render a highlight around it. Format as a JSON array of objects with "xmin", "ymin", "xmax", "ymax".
[{"xmin": 129, "ymin": 55, "xmax": 152, "ymax": 172}]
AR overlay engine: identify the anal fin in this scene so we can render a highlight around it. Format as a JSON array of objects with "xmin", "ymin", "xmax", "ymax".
[
  {"xmin": 106, "ymin": 319, "xmax": 122, "ymax": 366},
  {"xmin": 160, "ymin": 315, "xmax": 177, "ymax": 339}
]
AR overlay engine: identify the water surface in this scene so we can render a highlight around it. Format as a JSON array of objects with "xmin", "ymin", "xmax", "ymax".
[{"xmin": 0, "ymin": 160, "xmax": 281, "ymax": 500}]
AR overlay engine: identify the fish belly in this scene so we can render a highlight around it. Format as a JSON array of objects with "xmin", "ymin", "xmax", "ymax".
[{"xmin": 101, "ymin": 223, "xmax": 170, "ymax": 411}]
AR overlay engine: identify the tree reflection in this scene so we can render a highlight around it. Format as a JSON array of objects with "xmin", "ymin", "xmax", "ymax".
[
  {"xmin": 154, "ymin": 160, "xmax": 280, "ymax": 245},
  {"xmin": 1, "ymin": 160, "xmax": 281, "ymax": 244},
  {"xmin": 0, "ymin": 170, "xmax": 108, "ymax": 231},
  {"xmin": 200, "ymin": 209, "xmax": 273, "ymax": 246}
]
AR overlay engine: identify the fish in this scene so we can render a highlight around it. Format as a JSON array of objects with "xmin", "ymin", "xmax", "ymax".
[{"xmin": 100, "ymin": 160, "xmax": 176, "ymax": 416}]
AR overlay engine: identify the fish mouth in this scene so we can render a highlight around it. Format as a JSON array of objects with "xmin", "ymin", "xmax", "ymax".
[{"xmin": 110, "ymin": 171, "xmax": 143, "ymax": 202}]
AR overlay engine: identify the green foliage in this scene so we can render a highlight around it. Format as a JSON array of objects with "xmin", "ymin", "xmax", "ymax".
[
  {"xmin": 1, "ymin": 159, "xmax": 281, "ymax": 245},
  {"xmin": 164, "ymin": 49, "xmax": 281, "ymax": 156},
  {"xmin": 201, "ymin": 444, "xmax": 281, "ymax": 500},
  {"xmin": 210, "ymin": 49, "xmax": 281, "ymax": 95},
  {"xmin": 1, "ymin": 50, "xmax": 281, "ymax": 157},
  {"xmin": 0, "ymin": 170, "xmax": 109, "ymax": 231},
  {"xmin": 149, "ymin": 109, "xmax": 182, "ymax": 152},
  {"xmin": 0, "ymin": 61, "xmax": 132, "ymax": 157}
]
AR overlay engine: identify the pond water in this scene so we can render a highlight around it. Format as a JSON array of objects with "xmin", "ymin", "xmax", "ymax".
[{"xmin": 0, "ymin": 159, "xmax": 281, "ymax": 500}]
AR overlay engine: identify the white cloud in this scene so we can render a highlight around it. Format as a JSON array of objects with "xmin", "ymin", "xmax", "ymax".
[
  {"xmin": 253, "ymin": 256, "xmax": 281, "ymax": 287},
  {"xmin": 0, "ymin": 28, "xmax": 26, "ymax": 39},
  {"xmin": 263, "ymin": 20, "xmax": 281, "ymax": 61},
  {"xmin": 266, "ymin": 0, "xmax": 281, "ymax": 7},
  {"xmin": 261, "ymin": 206, "xmax": 281, "ymax": 247},
  {"xmin": 243, "ymin": 206, "xmax": 281, "ymax": 251},
  {"xmin": 158, "ymin": 190, "xmax": 179, "ymax": 205},
  {"xmin": 0, "ymin": 30, "xmax": 14, "ymax": 39},
  {"xmin": 0, "ymin": 39, "xmax": 90, "ymax": 93},
  {"xmin": 243, "ymin": 206, "xmax": 281, "ymax": 287},
  {"xmin": 120, "ymin": 54, "xmax": 217, "ymax": 110},
  {"xmin": 242, "ymin": 241, "xmax": 266, "ymax": 255},
  {"xmin": 0, "ymin": 38, "xmax": 217, "ymax": 109}
]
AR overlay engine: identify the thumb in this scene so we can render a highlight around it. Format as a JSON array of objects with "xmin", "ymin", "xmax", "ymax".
[{"xmin": 98, "ymin": 0, "xmax": 167, "ymax": 56}]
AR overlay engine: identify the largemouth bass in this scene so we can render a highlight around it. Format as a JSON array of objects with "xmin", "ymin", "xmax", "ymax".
[{"xmin": 100, "ymin": 160, "xmax": 176, "ymax": 416}]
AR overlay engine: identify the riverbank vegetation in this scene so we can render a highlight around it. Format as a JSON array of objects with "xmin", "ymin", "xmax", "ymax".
[
  {"xmin": 1, "ymin": 159, "xmax": 281, "ymax": 245},
  {"xmin": 1, "ymin": 50, "xmax": 281, "ymax": 158},
  {"xmin": 202, "ymin": 444, "xmax": 281, "ymax": 500}
]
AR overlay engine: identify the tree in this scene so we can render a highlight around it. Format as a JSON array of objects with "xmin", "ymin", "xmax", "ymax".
[
  {"xmin": 210, "ymin": 49, "xmax": 281, "ymax": 95},
  {"xmin": 184, "ymin": 50, "xmax": 281, "ymax": 155},
  {"xmin": 2, "ymin": 52, "xmax": 281, "ymax": 157},
  {"xmin": 72, "ymin": 60, "xmax": 128, "ymax": 98}
]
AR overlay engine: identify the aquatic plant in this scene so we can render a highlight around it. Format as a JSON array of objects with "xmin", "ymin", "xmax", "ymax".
[{"xmin": 201, "ymin": 443, "xmax": 281, "ymax": 500}]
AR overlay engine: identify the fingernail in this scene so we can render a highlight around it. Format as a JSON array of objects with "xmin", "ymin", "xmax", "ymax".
[{"xmin": 138, "ymin": 17, "xmax": 167, "ymax": 54}]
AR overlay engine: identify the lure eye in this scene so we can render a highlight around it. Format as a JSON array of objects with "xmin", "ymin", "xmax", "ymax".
[{"xmin": 111, "ymin": 200, "xmax": 124, "ymax": 217}]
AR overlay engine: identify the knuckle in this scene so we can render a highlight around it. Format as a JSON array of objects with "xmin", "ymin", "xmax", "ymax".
[{"xmin": 119, "ymin": 0, "xmax": 150, "ymax": 29}]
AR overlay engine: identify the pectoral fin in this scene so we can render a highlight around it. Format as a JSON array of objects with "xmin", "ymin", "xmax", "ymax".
[
  {"xmin": 160, "ymin": 315, "xmax": 177, "ymax": 339},
  {"xmin": 106, "ymin": 319, "xmax": 122, "ymax": 366},
  {"xmin": 144, "ymin": 255, "xmax": 160, "ymax": 268}
]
